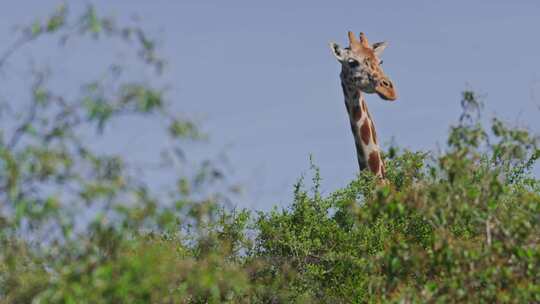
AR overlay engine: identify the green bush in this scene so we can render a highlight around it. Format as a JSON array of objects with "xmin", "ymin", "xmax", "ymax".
[
  {"xmin": 250, "ymin": 91, "xmax": 540, "ymax": 303},
  {"xmin": 2, "ymin": 86, "xmax": 538, "ymax": 302}
]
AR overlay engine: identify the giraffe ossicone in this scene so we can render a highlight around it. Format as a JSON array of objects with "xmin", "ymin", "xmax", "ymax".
[{"xmin": 329, "ymin": 31, "xmax": 397, "ymax": 179}]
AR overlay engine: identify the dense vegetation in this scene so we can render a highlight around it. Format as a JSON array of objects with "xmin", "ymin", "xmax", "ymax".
[{"xmin": 1, "ymin": 5, "xmax": 539, "ymax": 303}]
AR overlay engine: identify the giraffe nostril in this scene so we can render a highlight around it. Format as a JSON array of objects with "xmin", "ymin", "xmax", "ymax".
[{"xmin": 381, "ymin": 80, "xmax": 392, "ymax": 88}]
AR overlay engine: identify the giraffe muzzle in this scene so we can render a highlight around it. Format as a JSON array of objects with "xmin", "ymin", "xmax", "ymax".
[{"xmin": 375, "ymin": 79, "xmax": 397, "ymax": 101}]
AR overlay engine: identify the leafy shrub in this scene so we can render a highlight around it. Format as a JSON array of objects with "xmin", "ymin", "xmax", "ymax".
[{"xmin": 251, "ymin": 91, "xmax": 540, "ymax": 303}]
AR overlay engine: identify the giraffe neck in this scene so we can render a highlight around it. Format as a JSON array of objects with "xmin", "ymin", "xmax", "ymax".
[{"xmin": 340, "ymin": 78, "xmax": 386, "ymax": 178}]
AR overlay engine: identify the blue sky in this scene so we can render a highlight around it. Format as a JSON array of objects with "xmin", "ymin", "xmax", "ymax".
[{"xmin": 2, "ymin": 1, "xmax": 539, "ymax": 209}]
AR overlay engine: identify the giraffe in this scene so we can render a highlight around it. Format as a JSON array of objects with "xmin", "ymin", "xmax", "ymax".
[{"xmin": 329, "ymin": 31, "xmax": 397, "ymax": 179}]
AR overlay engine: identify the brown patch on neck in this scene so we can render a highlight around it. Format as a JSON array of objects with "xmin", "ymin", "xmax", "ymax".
[
  {"xmin": 360, "ymin": 120, "xmax": 371, "ymax": 145},
  {"xmin": 349, "ymin": 124, "xmax": 367, "ymax": 171},
  {"xmin": 363, "ymin": 103, "xmax": 379, "ymax": 145},
  {"xmin": 352, "ymin": 102, "xmax": 362, "ymax": 121},
  {"xmin": 368, "ymin": 151, "xmax": 381, "ymax": 175}
]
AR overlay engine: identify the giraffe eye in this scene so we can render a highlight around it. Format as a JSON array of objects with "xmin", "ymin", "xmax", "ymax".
[
  {"xmin": 379, "ymin": 60, "xmax": 384, "ymax": 65},
  {"xmin": 347, "ymin": 59, "xmax": 359, "ymax": 68}
]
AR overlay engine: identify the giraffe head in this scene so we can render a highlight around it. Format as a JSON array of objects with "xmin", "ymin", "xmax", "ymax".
[{"xmin": 330, "ymin": 31, "xmax": 397, "ymax": 101}]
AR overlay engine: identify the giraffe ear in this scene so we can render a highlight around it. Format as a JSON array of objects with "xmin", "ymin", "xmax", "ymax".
[
  {"xmin": 329, "ymin": 42, "xmax": 345, "ymax": 61},
  {"xmin": 372, "ymin": 41, "xmax": 388, "ymax": 57}
]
